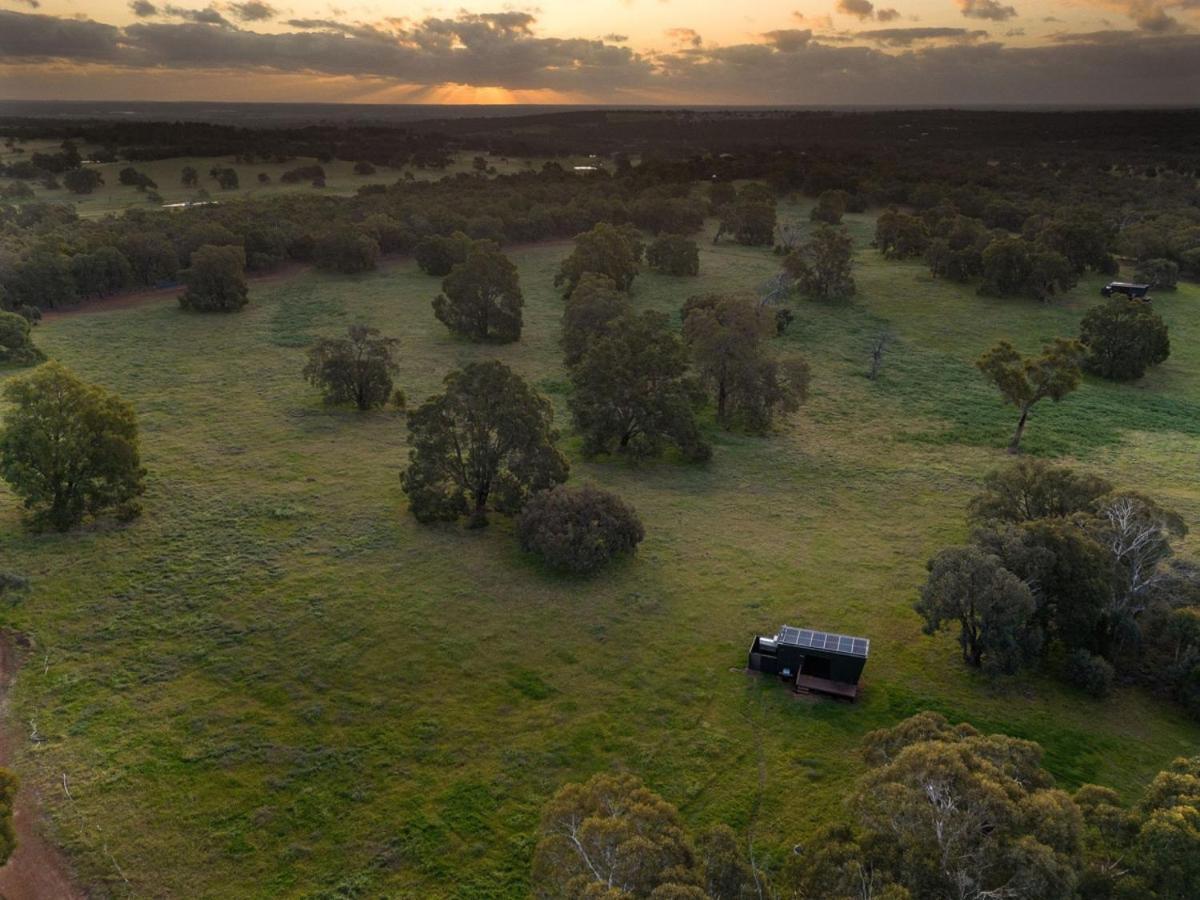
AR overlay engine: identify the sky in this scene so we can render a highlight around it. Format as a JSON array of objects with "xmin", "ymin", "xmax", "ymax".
[{"xmin": 0, "ymin": 0, "xmax": 1198, "ymax": 105}]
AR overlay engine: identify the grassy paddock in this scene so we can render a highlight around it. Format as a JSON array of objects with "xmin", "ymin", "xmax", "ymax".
[{"xmin": 1, "ymin": 206, "xmax": 1198, "ymax": 897}]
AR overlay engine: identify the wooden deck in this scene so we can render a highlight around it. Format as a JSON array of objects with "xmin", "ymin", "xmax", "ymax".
[{"xmin": 793, "ymin": 674, "xmax": 859, "ymax": 701}]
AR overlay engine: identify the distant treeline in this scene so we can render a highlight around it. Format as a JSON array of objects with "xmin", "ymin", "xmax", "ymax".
[{"xmin": 1, "ymin": 109, "xmax": 1198, "ymax": 315}]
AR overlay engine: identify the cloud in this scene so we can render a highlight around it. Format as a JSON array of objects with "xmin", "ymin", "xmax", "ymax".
[
  {"xmin": 162, "ymin": 4, "xmax": 229, "ymax": 25},
  {"xmin": 957, "ymin": 0, "xmax": 1018, "ymax": 21},
  {"xmin": 1006, "ymin": 26, "xmax": 1025, "ymax": 34},
  {"xmin": 2, "ymin": 8, "xmax": 1200, "ymax": 105},
  {"xmin": 837, "ymin": 0, "xmax": 876, "ymax": 19},
  {"xmin": 876, "ymin": 7, "xmax": 901, "ymax": 21},
  {"xmin": 665, "ymin": 27, "xmax": 702, "ymax": 47},
  {"xmin": 856, "ymin": 25, "xmax": 988, "ymax": 45},
  {"xmin": 7, "ymin": 0, "xmax": 40, "ymax": 8},
  {"xmin": 128, "ymin": 0, "xmax": 157, "ymax": 15},
  {"xmin": 1132, "ymin": 6, "xmax": 1182, "ymax": 32},
  {"xmin": 605, "ymin": 33, "xmax": 629, "ymax": 42},
  {"xmin": 228, "ymin": 1, "xmax": 276, "ymax": 21},
  {"xmin": 762, "ymin": 28, "xmax": 813, "ymax": 51}
]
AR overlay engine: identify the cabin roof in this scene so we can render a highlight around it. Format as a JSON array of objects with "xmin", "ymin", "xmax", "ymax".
[{"xmin": 777, "ymin": 625, "xmax": 870, "ymax": 659}]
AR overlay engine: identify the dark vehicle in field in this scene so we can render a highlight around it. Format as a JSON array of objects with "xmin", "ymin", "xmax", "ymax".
[{"xmin": 1101, "ymin": 281, "xmax": 1151, "ymax": 300}]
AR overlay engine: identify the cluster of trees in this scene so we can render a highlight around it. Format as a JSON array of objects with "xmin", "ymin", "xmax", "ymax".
[
  {"xmin": 0, "ymin": 166, "xmax": 717, "ymax": 315},
  {"xmin": 533, "ymin": 711, "xmax": 1200, "ymax": 899},
  {"xmin": 874, "ymin": 204, "xmax": 1121, "ymax": 302},
  {"xmin": 918, "ymin": 459, "xmax": 1200, "ymax": 717}
]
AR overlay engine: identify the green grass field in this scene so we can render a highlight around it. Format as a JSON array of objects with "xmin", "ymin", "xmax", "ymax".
[{"xmin": 2, "ymin": 205, "xmax": 1198, "ymax": 897}]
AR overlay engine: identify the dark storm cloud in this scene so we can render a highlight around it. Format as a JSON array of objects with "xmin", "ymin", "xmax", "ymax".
[
  {"xmin": 228, "ymin": 1, "xmax": 276, "ymax": 21},
  {"xmin": 1, "ymin": 9, "xmax": 1198, "ymax": 104},
  {"xmin": 876, "ymin": 8, "xmax": 902, "ymax": 21},
  {"xmin": 128, "ymin": 0, "xmax": 157, "ymax": 15},
  {"xmin": 0, "ymin": 10, "xmax": 120, "ymax": 59},
  {"xmin": 957, "ymin": 0, "xmax": 1018, "ymax": 21},
  {"xmin": 856, "ymin": 26, "xmax": 988, "ymax": 45}
]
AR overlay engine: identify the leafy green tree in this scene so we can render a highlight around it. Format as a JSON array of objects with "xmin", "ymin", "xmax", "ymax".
[
  {"xmin": 646, "ymin": 234, "xmax": 699, "ymax": 276},
  {"xmin": 976, "ymin": 338, "xmax": 1083, "ymax": 453},
  {"xmin": 784, "ymin": 225, "xmax": 856, "ymax": 300},
  {"xmin": 178, "ymin": 244, "xmax": 248, "ymax": 312},
  {"xmin": 979, "ymin": 237, "xmax": 1032, "ymax": 296},
  {"xmin": 560, "ymin": 273, "xmax": 631, "ymax": 368},
  {"xmin": 63, "ymin": 168, "xmax": 103, "ymax": 194},
  {"xmin": 517, "ymin": 484, "xmax": 644, "ymax": 575},
  {"xmin": 555, "ymin": 222, "xmax": 643, "ymax": 295},
  {"xmin": 118, "ymin": 232, "xmax": 179, "ymax": 286},
  {"xmin": 715, "ymin": 194, "xmax": 776, "ymax": 246},
  {"xmin": 1136, "ymin": 755, "xmax": 1200, "ymax": 899},
  {"xmin": 968, "ymin": 458, "xmax": 1112, "ymax": 525},
  {"xmin": 1026, "ymin": 247, "xmax": 1077, "ymax": 301},
  {"xmin": 811, "ymin": 189, "xmax": 848, "ymax": 224},
  {"xmin": 532, "ymin": 773, "xmax": 698, "ymax": 899},
  {"xmin": 432, "ymin": 240, "xmax": 523, "ymax": 342},
  {"xmin": 875, "ymin": 208, "xmax": 929, "ymax": 260},
  {"xmin": 401, "ymin": 361, "xmax": 567, "ymax": 527},
  {"xmin": 414, "ymin": 232, "xmax": 472, "ymax": 276},
  {"xmin": 682, "ymin": 293, "xmax": 808, "ymax": 431},
  {"xmin": 0, "ymin": 362, "xmax": 144, "ymax": 531},
  {"xmin": 313, "ymin": 231, "xmax": 379, "ymax": 274},
  {"xmin": 70, "ymin": 246, "xmax": 133, "ymax": 298},
  {"xmin": 855, "ymin": 712, "xmax": 1084, "ymax": 900},
  {"xmin": 925, "ymin": 215, "xmax": 990, "ymax": 282},
  {"xmin": 1079, "ymin": 298, "xmax": 1170, "ymax": 381},
  {"xmin": 0, "ymin": 311, "xmax": 45, "ymax": 367},
  {"xmin": 916, "ymin": 546, "xmax": 1038, "ymax": 671},
  {"xmin": 302, "ymin": 324, "xmax": 399, "ymax": 410},
  {"xmin": 569, "ymin": 311, "xmax": 710, "ymax": 462}
]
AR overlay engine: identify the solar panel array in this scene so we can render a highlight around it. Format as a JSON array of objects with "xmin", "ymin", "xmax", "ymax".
[{"xmin": 777, "ymin": 626, "xmax": 869, "ymax": 658}]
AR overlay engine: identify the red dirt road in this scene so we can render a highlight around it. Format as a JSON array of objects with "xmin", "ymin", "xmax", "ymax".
[{"xmin": 0, "ymin": 636, "xmax": 84, "ymax": 900}]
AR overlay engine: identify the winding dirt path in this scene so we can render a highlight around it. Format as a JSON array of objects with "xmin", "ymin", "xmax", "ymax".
[{"xmin": 0, "ymin": 635, "xmax": 85, "ymax": 899}]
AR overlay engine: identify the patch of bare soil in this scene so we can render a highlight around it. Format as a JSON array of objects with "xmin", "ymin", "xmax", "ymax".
[{"xmin": 0, "ymin": 634, "xmax": 85, "ymax": 900}]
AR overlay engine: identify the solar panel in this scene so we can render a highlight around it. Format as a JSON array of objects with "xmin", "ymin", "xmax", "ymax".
[{"xmin": 775, "ymin": 625, "xmax": 870, "ymax": 658}]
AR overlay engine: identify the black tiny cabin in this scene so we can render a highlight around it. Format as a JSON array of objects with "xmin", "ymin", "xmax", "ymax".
[{"xmin": 748, "ymin": 625, "xmax": 869, "ymax": 700}]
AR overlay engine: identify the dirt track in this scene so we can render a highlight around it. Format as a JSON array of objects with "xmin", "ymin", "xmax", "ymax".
[{"xmin": 0, "ymin": 635, "xmax": 84, "ymax": 899}]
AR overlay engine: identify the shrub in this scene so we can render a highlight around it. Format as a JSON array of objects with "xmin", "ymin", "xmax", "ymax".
[
  {"xmin": 1066, "ymin": 648, "xmax": 1115, "ymax": 698},
  {"xmin": 517, "ymin": 484, "xmax": 644, "ymax": 575}
]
